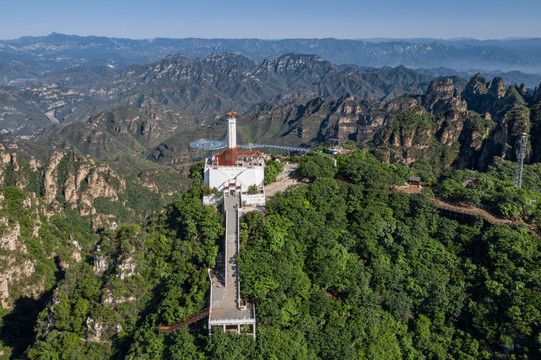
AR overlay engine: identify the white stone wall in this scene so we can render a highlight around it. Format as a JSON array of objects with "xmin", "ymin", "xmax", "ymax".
[
  {"xmin": 241, "ymin": 193, "xmax": 266, "ymax": 206},
  {"xmin": 205, "ymin": 165, "xmax": 264, "ymax": 193},
  {"xmin": 203, "ymin": 194, "xmax": 222, "ymax": 206}
]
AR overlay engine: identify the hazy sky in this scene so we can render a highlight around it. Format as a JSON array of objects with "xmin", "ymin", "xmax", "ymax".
[{"xmin": 1, "ymin": 0, "xmax": 540, "ymax": 40}]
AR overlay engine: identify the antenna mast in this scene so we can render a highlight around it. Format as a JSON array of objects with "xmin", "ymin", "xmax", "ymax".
[{"xmin": 513, "ymin": 133, "xmax": 527, "ymax": 188}]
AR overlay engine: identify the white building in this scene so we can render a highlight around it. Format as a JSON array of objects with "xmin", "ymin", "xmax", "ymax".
[{"xmin": 204, "ymin": 110, "xmax": 265, "ymax": 204}]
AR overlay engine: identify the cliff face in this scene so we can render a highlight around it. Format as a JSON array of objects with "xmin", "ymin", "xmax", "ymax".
[
  {"xmin": 422, "ymin": 78, "xmax": 467, "ymax": 114},
  {"xmin": 0, "ymin": 146, "xmax": 139, "ymax": 224},
  {"xmin": 375, "ymin": 106, "xmax": 450, "ymax": 166},
  {"xmin": 0, "ymin": 187, "xmax": 90, "ymax": 311},
  {"xmin": 371, "ymin": 76, "xmax": 541, "ymax": 171},
  {"xmin": 242, "ymin": 94, "xmax": 418, "ymax": 148},
  {"xmin": 41, "ymin": 151, "xmax": 126, "ymax": 217},
  {"xmin": 461, "ymin": 74, "xmax": 526, "ymax": 121},
  {"xmin": 0, "ymin": 190, "xmax": 41, "ymax": 308},
  {"xmin": 243, "ymin": 75, "xmax": 538, "ymax": 172},
  {"xmin": 533, "ymin": 84, "xmax": 541, "ymax": 104},
  {"xmin": 372, "ymin": 77, "xmax": 507, "ymax": 171}
]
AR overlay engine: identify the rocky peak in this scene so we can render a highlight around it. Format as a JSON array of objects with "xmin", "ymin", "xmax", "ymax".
[
  {"xmin": 42, "ymin": 151, "xmax": 66, "ymax": 204},
  {"xmin": 463, "ymin": 73, "xmax": 488, "ymax": 97},
  {"xmin": 516, "ymin": 83, "xmax": 528, "ymax": 97},
  {"xmin": 331, "ymin": 93, "xmax": 363, "ymax": 113},
  {"xmin": 462, "ymin": 75, "xmax": 521, "ymax": 120},
  {"xmin": 487, "ymin": 77, "xmax": 506, "ymax": 99},
  {"xmin": 204, "ymin": 53, "xmax": 256, "ymax": 69},
  {"xmin": 93, "ymin": 244, "xmax": 111, "ymax": 274},
  {"xmin": 422, "ymin": 78, "xmax": 466, "ymax": 114},
  {"xmin": 533, "ymin": 82, "xmax": 541, "ymax": 103},
  {"xmin": 0, "ymin": 145, "xmax": 11, "ymax": 184},
  {"xmin": 257, "ymin": 54, "xmax": 339, "ymax": 82},
  {"xmin": 426, "ymin": 78, "xmax": 455, "ymax": 98}
]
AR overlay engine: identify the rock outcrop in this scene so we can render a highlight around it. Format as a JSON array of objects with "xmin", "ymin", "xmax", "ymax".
[
  {"xmin": 0, "ymin": 148, "xmax": 127, "ymax": 220},
  {"xmin": 0, "ymin": 190, "xmax": 42, "ymax": 309},
  {"xmin": 422, "ymin": 78, "xmax": 467, "ymax": 114},
  {"xmin": 461, "ymin": 74, "xmax": 525, "ymax": 122},
  {"xmin": 533, "ymin": 83, "xmax": 541, "ymax": 103}
]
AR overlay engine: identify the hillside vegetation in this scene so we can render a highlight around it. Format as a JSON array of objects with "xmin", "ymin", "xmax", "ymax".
[
  {"xmin": 0, "ymin": 152, "xmax": 536, "ymax": 359},
  {"xmin": 1, "ymin": 43, "xmax": 541, "ymax": 359}
]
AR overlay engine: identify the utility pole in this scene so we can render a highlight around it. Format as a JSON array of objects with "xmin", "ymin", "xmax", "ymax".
[{"xmin": 513, "ymin": 133, "xmax": 527, "ymax": 188}]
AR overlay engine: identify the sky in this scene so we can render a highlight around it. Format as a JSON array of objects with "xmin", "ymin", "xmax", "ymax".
[{"xmin": 1, "ymin": 0, "xmax": 540, "ymax": 40}]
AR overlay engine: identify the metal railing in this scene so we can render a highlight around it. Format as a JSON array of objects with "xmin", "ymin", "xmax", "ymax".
[
  {"xmin": 158, "ymin": 308, "xmax": 210, "ymax": 333},
  {"xmin": 238, "ymin": 144, "xmax": 310, "ymax": 152}
]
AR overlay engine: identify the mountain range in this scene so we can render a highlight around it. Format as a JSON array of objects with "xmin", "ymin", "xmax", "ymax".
[
  {"xmin": 2, "ymin": 72, "xmax": 540, "ymax": 176},
  {"xmin": 0, "ymin": 53, "xmax": 437, "ymax": 137},
  {"xmin": 2, "ymin": 34, "xmax": 541, "ymax": 86},
  {"xmin": 1, "ymin": 35, "xmax": 541, "ymax": 179}
]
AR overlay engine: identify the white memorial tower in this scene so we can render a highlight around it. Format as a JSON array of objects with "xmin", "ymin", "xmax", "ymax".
[
  {"xmin": 227, "ymin": 110, "xmax": 237, "ymax": 149},
  {"xmin": 203, "ymin": 110, "xmax": 265, "ymax": 204}
]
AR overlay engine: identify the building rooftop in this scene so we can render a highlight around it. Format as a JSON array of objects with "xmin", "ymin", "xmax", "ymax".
[{"xmin": 209, "ymin": 147, "xmax": 264, "ymax": 167}]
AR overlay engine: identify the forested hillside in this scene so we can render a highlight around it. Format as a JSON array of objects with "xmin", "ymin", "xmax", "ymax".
[
  {"xmin": 0, "ymin": 186, "xmax": 98, "ymax": 358},
  {"xmin": 0, "ymin": 143, "xmax": 189, "ymax": 227},
  {"xmin": 1, "ymin": 151, "xmax": 538, "ymax": 359},
  {"xmin": 239, "ymin": 151, "xmax": 541, "ymax": 359}
]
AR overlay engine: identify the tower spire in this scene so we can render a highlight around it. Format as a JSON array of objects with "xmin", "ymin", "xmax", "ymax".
[{"xmin": 226, "ymin": 109, "xmax": 237, "ymax": 149}]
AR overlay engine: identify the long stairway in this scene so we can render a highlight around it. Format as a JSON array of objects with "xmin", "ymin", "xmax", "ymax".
[
  {"xmin": 207, "ymin": 193, "xmax": 256, "ymax": 338},
  {"xmin": 157, "ymin": 193, "xmax": 256, "ymax": 337}
]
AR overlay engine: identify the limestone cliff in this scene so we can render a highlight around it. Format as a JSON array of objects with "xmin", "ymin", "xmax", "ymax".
[
  {"xmin": 461, "ymin": 74, "xmax": 525, "ymax": 122},
  {"xmin": 241, "ymin": 75, "xmax": 535, "ymax": 172},
  {"xmin": 0, "ymin": 188, "xmax": 83, "ymax": 309},
  {"xmin": 374, "ymin": 102, "xmax": 496, "ymax": 171},
  {"xmin": 243, "ymin": 94, "xmax": 417, "ymax": 147},
  {"xmin": 0, "ymin": 147, "xmax": 134, "ymax": 224},
  {"xmin": 421, "ymin": 78, "xmax": 467, "ymax": 114},
  {"xmin": 533, "ymin": 83, "xmax": 541, "ymax": 104}
]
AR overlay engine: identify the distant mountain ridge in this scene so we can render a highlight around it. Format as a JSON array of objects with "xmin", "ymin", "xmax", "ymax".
[
  {"xmin": 0, "ymin": 53, "xmax": 435, "ymax": 136},
  {"xmin": 1, "ymin": 34, "xmax": 541, "ymax": 86},
  {"xmin": 2, "ymin": 72, "xmax": 538, "ymax": 173}
]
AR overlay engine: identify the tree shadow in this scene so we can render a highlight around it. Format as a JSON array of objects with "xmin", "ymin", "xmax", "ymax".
[
  {"xmin": 0, "ymin": 256, "xmax": 65, "ymax": 357},
  {"xmin": 0, "ymin": 291, "xmax": 52, "ymax": 358}
]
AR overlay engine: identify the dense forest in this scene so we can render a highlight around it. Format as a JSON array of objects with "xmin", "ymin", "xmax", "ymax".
[
  {"xmin": 1, "ymin": 150, "xmax": 539, "ymax": 359},
  {"xmin": 2, "ymin": 27, "xmax": 541, "ymax": 359}
]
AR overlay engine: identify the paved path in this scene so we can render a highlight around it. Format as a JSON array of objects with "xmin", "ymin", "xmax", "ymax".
[
  {"xmin": 265, "ymin": 163, "xmax": 299, "ymax": 200},
  {"xmin": 208, "ymin": 193, "xmax": 255, "ymax": 326},
  {"xmin": 393, "ymin": 186, "xmax": 512, "ymax": 225},
  {"xmin": 393, "ymin": 186, "xmax": 541, "ymax": 238}
]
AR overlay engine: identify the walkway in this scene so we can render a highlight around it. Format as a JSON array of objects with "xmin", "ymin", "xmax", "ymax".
[
  {"xmin": 393, "ymin": 186, "xmax": 512, "ymax": 225},
  {"xmin": 238, "ymin": 144, "xmax": 310, "ymax": 152},
  {"xmin": 265, "ymin": 163, "xmax": 299, "ymax": 200},
  {"xmin": 158, "ymin": 308, "xmax": 209, "ymax": 333},
  {"xmin": 208, "ymin": 193, "xmax": 256, "ymax": 337},
  {"xmin": 393, "ymin": 186, "xmax": 541, "ymax": 238}
]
